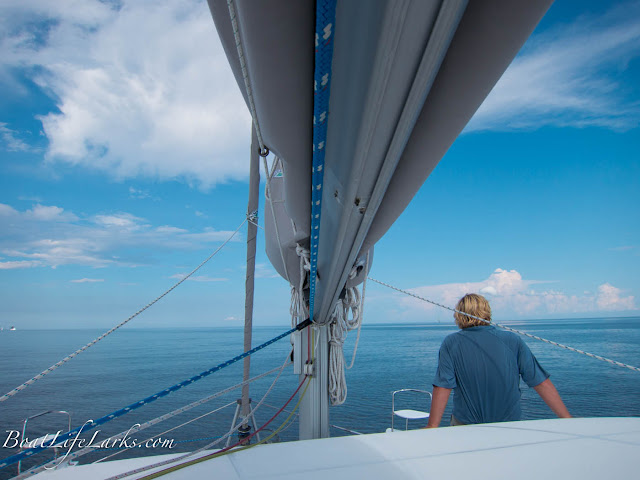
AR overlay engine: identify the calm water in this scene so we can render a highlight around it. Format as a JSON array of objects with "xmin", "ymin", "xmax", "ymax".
[{"xmin": 1, "ymin": 318, "xmax": 639, "ymax": 477}]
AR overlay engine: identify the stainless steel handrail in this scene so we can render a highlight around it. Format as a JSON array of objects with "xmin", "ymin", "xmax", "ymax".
[{"xmin": 18, "ymin": 410, "xmax": 71, "ymax": 474}]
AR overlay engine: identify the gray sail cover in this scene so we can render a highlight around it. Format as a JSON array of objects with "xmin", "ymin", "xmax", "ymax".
[{"xmin": 208, "ymin": 0, "xmax": 552, "ymax": 322}]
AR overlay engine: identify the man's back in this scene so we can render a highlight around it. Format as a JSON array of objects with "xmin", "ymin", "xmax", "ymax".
[{"xmin": 433, "ymin": 325, "xmax": 549, "ymax": 424}]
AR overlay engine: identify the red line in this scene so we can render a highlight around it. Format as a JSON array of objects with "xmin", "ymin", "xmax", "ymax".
[{"xmin": 208, "ymin": 376, "xmax": 308, "ymax": 456}]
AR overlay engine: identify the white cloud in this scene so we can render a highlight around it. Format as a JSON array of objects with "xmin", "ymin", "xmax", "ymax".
[
  {"xmin": 223, "ymin": 316, "xmax": 238, "ymax": 322},
  {"xmin": 254, "ymin": 262, "xmax": 281, "ymax": 279},
  {"xmin": 0, "ymin": 122, "xmax": 31, "ymax": 151},
  {"xmin": 0, "ymin": 203, "xmax": 19, "ymax": 216},
  {"xmin": 467, "ymin": 3, "xmax": 640, "ymax": 132},
  {"xmin": 0, "ymin": 260, "xmax": 42, "ymax": 269},
  {"xmin": 596, "ymin": 283, "xmax": 635, "ymax": 310},
  {"xmin": 93, "ymin": 213, "xmax": 145, "ymax": 230},
  {"xmin": 26, "ymin": 204, "xmax": 78, "ymax": 222},
  {"xmin": 0, "ymin": 0, "xmax": 251, "ymax": 187},
  {"xmin": 0, "ymin": 202, "xmax": 242, "ymax": 269},
  {"xmin": 169, "ymin": 273, "xmax": 228, "ymax": 283},
  {"xmin": 128, "ymin": 186, "xmax": 155, "ymax": 200},
  {"xmin": 398, "ymin": 268, "xmax": 637, "ymax": 319},
  {"xmin": 71, "ymin": 278, "xmax": 104, "ymax": 283}
]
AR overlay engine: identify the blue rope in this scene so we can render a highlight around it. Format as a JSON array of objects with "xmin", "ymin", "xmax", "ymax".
[
  {"xmin": 0, "ymin": 320, "xmax": 311, "ymax": 470},
  {"xmin": 309, "ymin": 0, "xmax": 338, "ymax": 321}
]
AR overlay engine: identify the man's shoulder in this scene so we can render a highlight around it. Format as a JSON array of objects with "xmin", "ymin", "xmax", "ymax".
[{"xmin": 491, "ymin": 327, "xmax": 523, "ymax": 348}]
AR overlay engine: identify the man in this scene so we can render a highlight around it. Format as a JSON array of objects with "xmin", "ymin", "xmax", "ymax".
[{"xmin": 427, "ymin": 293, "xmax": 570, "ymax": 427}]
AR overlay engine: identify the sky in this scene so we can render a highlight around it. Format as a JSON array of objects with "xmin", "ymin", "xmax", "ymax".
[{"xmin": 0, "ymin": 0, "xmax": 638, "ymax": 329}]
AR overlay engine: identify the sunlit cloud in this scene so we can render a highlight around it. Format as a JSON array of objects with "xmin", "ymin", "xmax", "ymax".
[
  {"xmin": 396, "ymin": 268, "xmax": 637, "ymax": 319},
  {"xmin": 468, "ymin": 2, "xmax": 640, "ymax": 132},
  {"xmin": 70, "ymin": 278, "xmax": 104, "ymax": 283},
  {"xmin": 0, "ymin": 0, "xmax": 250, "ymax": 187},
  {"xmin": 0, "ymin": 202, "xmax": 242, "ymax": 269}
]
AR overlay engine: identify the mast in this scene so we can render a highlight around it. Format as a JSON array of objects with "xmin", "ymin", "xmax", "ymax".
[{"xmin": 239, "ymin": 127, "xmax": 260, "ymax": 438}]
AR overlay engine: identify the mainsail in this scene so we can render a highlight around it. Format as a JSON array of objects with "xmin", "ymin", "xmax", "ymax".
[{"xmin": 207, "ymin": 0, "xmax": 553, "ymax": 438}]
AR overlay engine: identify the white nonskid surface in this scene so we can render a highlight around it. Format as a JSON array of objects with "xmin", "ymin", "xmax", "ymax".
[{"xmin": 29, "ymin": 418, "xmax": 640, "ymax": 480}]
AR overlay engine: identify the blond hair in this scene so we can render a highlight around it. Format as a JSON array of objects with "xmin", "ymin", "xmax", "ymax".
[{"xmin": 454, "ymin": 294, "xmax": 491, "ymax": 329}]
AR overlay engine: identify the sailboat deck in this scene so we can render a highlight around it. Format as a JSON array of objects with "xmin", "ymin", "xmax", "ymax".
[{"xmin": 31, "ymin": 417, "xmax": 640, "ymax": 479}]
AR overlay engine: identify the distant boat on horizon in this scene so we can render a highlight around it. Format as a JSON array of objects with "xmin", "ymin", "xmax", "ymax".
[{"xmin": 9, "ymin": 326, "xmax": 16, "ymax": 331}]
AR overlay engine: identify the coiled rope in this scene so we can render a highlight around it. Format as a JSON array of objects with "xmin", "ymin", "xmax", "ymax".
[
  {"xmin": 327, "ymin": 255, "xmax": 369, "ymax": 406},
  {"xmin": 369, "ymin": 277, "xmax": 640, "ymax": 374},
  {"xmin": 0, "ymin": 219, "xmax": 248, "ymax": 403}
]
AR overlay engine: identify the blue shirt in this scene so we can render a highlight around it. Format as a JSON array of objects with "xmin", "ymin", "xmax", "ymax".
[{"xmin": 433, "ymin": 325, "xmax": 549, "ymax": 424}]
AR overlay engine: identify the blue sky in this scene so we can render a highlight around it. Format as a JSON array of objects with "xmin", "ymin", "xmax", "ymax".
[{"xmin": 0, "ymin": 0, "xmax": 638, "ymax": 329}]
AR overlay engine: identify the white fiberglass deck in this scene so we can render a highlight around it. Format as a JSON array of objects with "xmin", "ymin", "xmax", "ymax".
[{"xmin": 31, "ymin": 418, "xmax": 640, "ymax": 480}]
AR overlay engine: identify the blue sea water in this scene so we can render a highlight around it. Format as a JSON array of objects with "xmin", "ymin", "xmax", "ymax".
[{"xmin": 1, "ymin": 317, "xmax": 639, "ymax": 477}]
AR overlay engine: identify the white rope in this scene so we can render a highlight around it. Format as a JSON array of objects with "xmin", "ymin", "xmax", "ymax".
[
  {"xmin": 14, "ymin": 358, "xmax": 291, "ymax": 479},
  {"xmin": 102, "ymin": 353, "xmax": 291, "ymax": 480},
  {"xmin": 347, "ymin": 252, "xmax": 369, "ymax": 370},
  {"xmin": 227, "ymin": 0, "xmax": 266, "ymax": 152},
  {"xmin": 0, "ymin": 219, "xmax": 247, "ymax": 403},
  {"xmin": 328, "ymin": 263, "xmax": 365, "ymax": 405},
  {"xmin": 93, "ymin": 401, "xmax": 237, "ymax": 464},
  {"xmin": 291, "ymin": 244, "xmax": 310, "ymax": 327},
  {"xmin": 369, "ymin": 277, "xmax": 640, "ymax": 374},
  {"xmin": 14, "ymin": 355, "xmax": 291, "ymax": 480}
]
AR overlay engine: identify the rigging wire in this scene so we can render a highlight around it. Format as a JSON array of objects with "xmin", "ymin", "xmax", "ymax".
[
  {"xmin": 0, "ymin": 219, "xmax": 248, "ymax": 403},
  {"xmin": 1, "ymin": 321, "xmax": 311, "ymax": 473},
  {"xmin": 23, "ymin": 356, "xmax": 293, "ymax": 480},
  {"xmin": 99, "ymin": 358, "xmax": 306, "ymax": 480},
  {"xmin": 260, "ymin": 402, "xmax": 364, "ymax": 436},
  {"xmin": 93, "ymin": 401, "xmax": 237, "ymax": 464},
  {"xmin": 128, "ymin": 377, "xmax": 311, "ymax": 480},
  {"xmin": 369, "ymin": 277, "xmax": 640, "ymax": 374}
]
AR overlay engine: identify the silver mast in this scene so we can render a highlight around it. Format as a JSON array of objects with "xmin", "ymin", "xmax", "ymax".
[
  {"xmin": 298, "ymin": 322, "xmax": 330, "ymax": 439},
  {"xmin": 240, "ymin": 128, "xmax": 260, "ymax": 434}
]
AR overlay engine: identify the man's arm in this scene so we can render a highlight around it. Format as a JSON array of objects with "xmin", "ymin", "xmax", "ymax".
[
  {"xmin": 426, "ymin": 386, "xmax": 451, "ymax": 428},
  {"xmin": 533, "ymin": 378, "xmax": 571, "ymax": 418}
]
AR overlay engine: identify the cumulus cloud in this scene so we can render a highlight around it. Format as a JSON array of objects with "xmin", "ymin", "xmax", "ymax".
[
  {"xmin": 399, "ymin": 268, "xmax": 637, "ymax": 319},
  {"xmin": 596, "ymin": 283, "xmax": 635, "ymax": 310},
  {"xmin": 26, "ymin": 204, "xmax": 78, "ymax": 222},
  {"xmin": 0, "ymin": 202, "xmax": 242, "ymax": 269},
  {"xmin": 467, "ymin": 2, "xmax": 640, "ymax": 132},
  {"xmin": 0, "ymin": 0, "xmax": 251, "ymax": 187}
]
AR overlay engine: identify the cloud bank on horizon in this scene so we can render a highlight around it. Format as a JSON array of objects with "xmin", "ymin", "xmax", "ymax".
[{"xmin": 393, "ymin": 268, "xmax": 636, "ymax": 320}]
